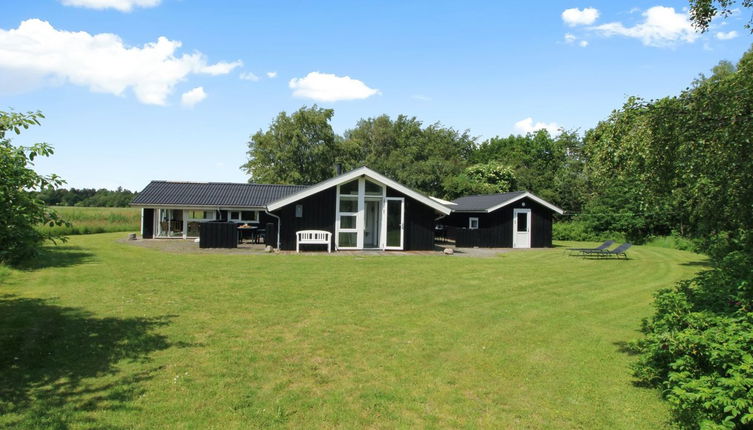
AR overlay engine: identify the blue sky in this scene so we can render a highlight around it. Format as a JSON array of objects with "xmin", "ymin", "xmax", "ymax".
[{"xmin": 1, "ymin": 0, "xmax": 751, "ymax": 190}]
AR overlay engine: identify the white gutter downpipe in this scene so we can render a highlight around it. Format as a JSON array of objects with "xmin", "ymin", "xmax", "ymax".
[{"xmin": 264, "ymin": 209, "xmax": 282, "ymax": 250}]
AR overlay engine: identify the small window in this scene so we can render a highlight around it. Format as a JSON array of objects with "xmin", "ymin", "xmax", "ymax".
[
  {"xmin": 339, "ymin": 197, "xmax": 357, "ymax": 213},
  {"xmin": 517, "ymin": 212, "xmax": 528, "ymax": 232},
  {"xmin": 364, "ymin": 180, "xmax": 383, "ymax": 195},
  {"xmin": 469, "ymin": 217, "xmax": 479, "ymax": 230},
  {"xmin": 340, "ymin": 215, "xmax": 356, "ymax": 229},
  {"xmin": 339, "ymin": 179, "xmax": 359, "ymax": 195},
  {"xmin": 229, "ymin": 210, "xmax": 258, "ymax": 222},
  {"xmin": 295, "ymin": 205, "xmax": 303, "ymax": 218}
]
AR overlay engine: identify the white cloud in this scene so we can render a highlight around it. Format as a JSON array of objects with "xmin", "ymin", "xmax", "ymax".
[
  {"xmin": 239, "ymin": 71, "xmax": 260, "ymax": 81},
  {"xmin": 579, "ymin": 40, "xmax": 589, "ymax": 47},
  {"xmin": 266, "ymin": 71, "xmax": 277, "ymax": 78},
  {"xmin": 201, "ymin": 61, "xmax": 242, "ymax": 75},
  {"xmin": 562, "ymin": 7, "xmax": 599, "ymax": 26},
  {"xmin": 289, "ymin": 71, "xmax": 379, "ymax": 102},
  {"xmin": 564, "ymin": 33, "xmax": 577, "ymax": 43},
  {"xmin": 181, "ymin": 86, "xmax": 206, "ymax": 107},
  {"xmin": 411, "ymin": 94, "xmax": 432, "ymax": 101},
  {"xmin": 716, "ymin": 30, "xmax": 739, "ymax": 40},
  {"xmin": 514, "ymin": 117, "xmax": 561, "ymax": 136},
  {"xmin": 60, "ymin": 0, "xmax": 161, "ymax": 12},
  {"xmin": 0, "ymin": 19, "xmax": 240, "ymax": 105},
  {"xmin": 591, "ymin": 6, "xmax": 699, "ymax": 47}
]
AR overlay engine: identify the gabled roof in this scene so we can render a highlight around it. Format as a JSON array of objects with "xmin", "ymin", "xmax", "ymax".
[
  {"xmin": 130, "ymin": 181, "xmax": 308, "ymax": 208},
  {"xmin": 451, "ymin": 191, "xmax": 564, "ymax": 214},
  {"xmin": 266, "ymin": 166, "xmax": 453, "ymax": 215}
]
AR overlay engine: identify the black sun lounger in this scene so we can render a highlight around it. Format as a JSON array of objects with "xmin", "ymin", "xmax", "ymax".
[
  {"xmin": 567, "ymin": 240, "xmax": 615, "ymax": 255},
  {"xmin": 582, "ymin": 243, "xmax": 632, "ymax": 259}
]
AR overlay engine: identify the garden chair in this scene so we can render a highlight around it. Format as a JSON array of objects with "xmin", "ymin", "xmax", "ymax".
[
  {"xmin": 567, "ymin": 240, "xmax": 615, "ymax": 255},
  {"xmin": 583, "ymin": 243, "xmax": 632, "ymax": 259}
]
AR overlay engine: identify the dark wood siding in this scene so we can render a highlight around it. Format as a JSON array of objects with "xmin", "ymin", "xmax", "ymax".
[
  {"xmin": 142, "ymin": 208, "xmax": 154, "ymax": 239},
  {"xmin": 199, "ymin": 222, "xmax": 238, "ymax": 248},
  {"xmin": 442, "ymin": 197, "xmax": 554, "ymax": 248},
  {"xmin": 272, "ymin": 187, "xmax": 336, "ymax": 251},
  {"xmin": 386, "ymin": 188, "xmax": 436, "ymax": 250}
]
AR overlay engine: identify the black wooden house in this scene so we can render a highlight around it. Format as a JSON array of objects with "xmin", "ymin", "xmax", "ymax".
[
  {"xmin": 131, "ymin": 166, "xmax": 563, "ymax": 250},
  {"xmin": 131, "ymin": 166, "xmax": 451, "ymax": 251},
  {"xmin": 440, "ymin": 191, "xmax": 564, "ymax": 248}
]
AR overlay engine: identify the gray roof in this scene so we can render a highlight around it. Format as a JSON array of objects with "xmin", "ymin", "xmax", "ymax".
[
  {"xmin": 130, "ymin": 181, "xmax": 308, "ymax": 208},
  {"xmin": 450, "ymin": 191, "xmax": 528, "ymax": 212}
]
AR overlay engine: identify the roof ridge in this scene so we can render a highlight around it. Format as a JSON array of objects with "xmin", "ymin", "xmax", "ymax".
[{"xmin": 150, "ymin": 180, "xmax": 307, "ymax": 187}]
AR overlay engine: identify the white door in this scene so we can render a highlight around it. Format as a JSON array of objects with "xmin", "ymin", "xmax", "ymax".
[
  {"xmin": 513, "ymin": 208, "xmax": 531, "ymax": 248},
  {"xmin": 383, "ymin": 197, "xmax": 404, "ymax": 250}
]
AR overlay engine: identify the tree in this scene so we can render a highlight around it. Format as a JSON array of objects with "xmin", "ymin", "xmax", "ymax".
[
  {"xmin": 0, "ymin": 111, "xmax": 68, "ymax": 265},
  {"xmin": 688, "ymin": 0, "xmax": 753, "ymax": 31},
  {"xmin": 472, "ymin": 130, "xmax": 585, "ymax": 210},
  {"xmin": 241, "ymin": 106, "xmax": 339, "ymax": 185},
  {"xmin": 443, "ymin": 162, "xmax": 517, "ymax": 199},
  {"xmin": 340, "ymin": 114, "xmax": 476, "ymax": 197}
]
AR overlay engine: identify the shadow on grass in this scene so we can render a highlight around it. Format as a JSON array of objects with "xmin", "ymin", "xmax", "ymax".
[
  {"xmin": 16, "ymin": 246, "xmax": 94, "ymax": 271},
  {"xmin": 0, "ymin": 294, "xmax": 180, "ymax": 429},
  {"xmin": 680, "ymin": 260, "xmax": 711, "ymax": 268}
]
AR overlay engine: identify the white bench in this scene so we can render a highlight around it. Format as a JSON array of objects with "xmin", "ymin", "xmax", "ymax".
[{"xmin": 296, "ymin": 230, "xmax": 331, "ymax": 253}]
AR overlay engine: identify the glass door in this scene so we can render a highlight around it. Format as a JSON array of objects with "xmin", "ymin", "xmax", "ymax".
[
  {"xmin": 363, "ymin": 199, "xmax": 381, "ymax": 248},
  {"xmin": 384, "ymin": 198, "xmax": 404, "ymax": 250}
]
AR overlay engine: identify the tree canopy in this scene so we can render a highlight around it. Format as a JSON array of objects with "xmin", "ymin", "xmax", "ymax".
[{"xmin": 0, "ymin": 110, "xmax": 68, "ymax": 265}]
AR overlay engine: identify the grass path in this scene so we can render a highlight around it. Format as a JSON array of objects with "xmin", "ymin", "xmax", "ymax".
[{"xmin": 0, "ymin": 234, "xmax": 705, "ymax": 429}]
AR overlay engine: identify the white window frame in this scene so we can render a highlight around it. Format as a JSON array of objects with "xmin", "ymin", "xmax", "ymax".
[
  {"xmin": 469, "ymin": 217, "xmax": 479, "ymax": 230},
  {"xmin": 227, "ymin": 209, "xmax": 259, "ymax": 223},
  {"xmin": 335, "ymin": 177, "xmax": 387, "ymax": 250}
]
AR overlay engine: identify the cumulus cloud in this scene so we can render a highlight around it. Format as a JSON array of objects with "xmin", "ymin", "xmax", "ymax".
[
  {"xmin": 579, "ymin": 40, "xmax": 589, "ymax": 47},
  {"xmin": 239, "ymin": 71, "xmax": 260, "ymax": 81},
  {"xmin": 289, "ymin": 71, "xmax": 379, "ymax": 102},
  {"xmin": 564, "ymin": 33, "xmax": 577, "ymax": 43},
  {"xmin": 562, "ymin": 7, "xmax": 599, "ymax": 26},
  {"xmin": 716, "ymin": 30, "xmax": 739, "ymax": 40},
  {"xmin": 0, "ymin": 19, "xmax": 240, "ymax": 105},
  {"xmin": 60, "ymin": 0, "xmax": 161, "ymax": 12},
  {"xmin": 514, "ymin": 117, "xmax": 561, "ymax": 136},
  {"xmin": 266, "ymin": 71, "xmax": 277, "ymax": 78},
  {"xmin": 591, "ymin": 6, "xmax": 699, "ymax": 47},
  {"xmin": 181, "ymin": 86, "xmax": 206, "ymax": 107}
]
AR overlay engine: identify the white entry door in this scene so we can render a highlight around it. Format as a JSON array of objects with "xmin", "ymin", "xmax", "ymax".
[
  {"xmin": 513, "ymin": 208, "xmax": 531, "ymax": 248},
  {"xmin": 383, "ymin": 197, "xmax": 404, "ymax": 250}
]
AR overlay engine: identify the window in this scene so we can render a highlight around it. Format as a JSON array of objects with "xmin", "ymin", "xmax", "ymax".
[
  {"xmin": 340, "ymin": 215, "xmax": 356, "ymax": 229},
  {"xmin": 188, "ymin": 210, "xmax": 214, "ymax": 220},
  {"xmin": 516, "ymin": 212, "xmax": 528, "ymax": 232},
  {"xmin": 295, "ymin": 205, "xmax": 303, "ymax": 218},
  {"xmin": 340, "ymin": 179, "xmax": 359, "ymax": 195},
  {"xmin": 469, "ymin": 217, "xmax": 479, "ymax": 230},
  {"xmin": 364, "ymin": 180, "xmax": 383, "ymax": 195},
  {"xmin": 338, "ymin": 232, "xmax": 357, "ymax": 247},
  {"xmin": 229, "ymin": 210, "xmax": 258, "ymax": 223},
  {"xmin": 339, "ymin": 197, "xmax": 357, "ymax": 213}
]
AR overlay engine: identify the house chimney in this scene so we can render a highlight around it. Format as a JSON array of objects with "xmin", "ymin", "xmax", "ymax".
[{"xmin": 335, "ymin": 163, "xmax": 343, "ymax": 176}]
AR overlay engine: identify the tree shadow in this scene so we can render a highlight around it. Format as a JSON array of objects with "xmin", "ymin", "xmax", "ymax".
[
  {"xmin": 15, "ymin": 245, "xmax": 94, "ymax": 271},
  {"xmin": 681, "ymin": 260, "xmax": 711, "ymax": 268},
  {"xmin": 0, "ymin": 294, "xmax": 180, "ymax": 428}
]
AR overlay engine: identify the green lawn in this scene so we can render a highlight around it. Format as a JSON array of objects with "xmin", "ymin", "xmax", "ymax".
[{"xmin": 0, "ymin": 234, "xmax": 706, "ymax": 429}]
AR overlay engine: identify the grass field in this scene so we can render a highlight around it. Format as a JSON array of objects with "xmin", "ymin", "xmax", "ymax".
[
  {"xmin": 38, "ymin": 206, "xmax": 140, "ymax": 235},
  {"xmin": 0, "ymin": 234, "xmax": 706, "ymax": 429}
]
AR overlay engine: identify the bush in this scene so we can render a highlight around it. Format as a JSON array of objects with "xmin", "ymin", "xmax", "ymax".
[
  {"xmin": 632, "ymin": 244, "xmax": 753, "ymax": 429},
  {"xmin": 645, "ymin": 233, "xmax": 700, "ymax": 252},
  {"xmin": 552, "ymin": 220, "xmax": 625, "ymax": 242}
]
